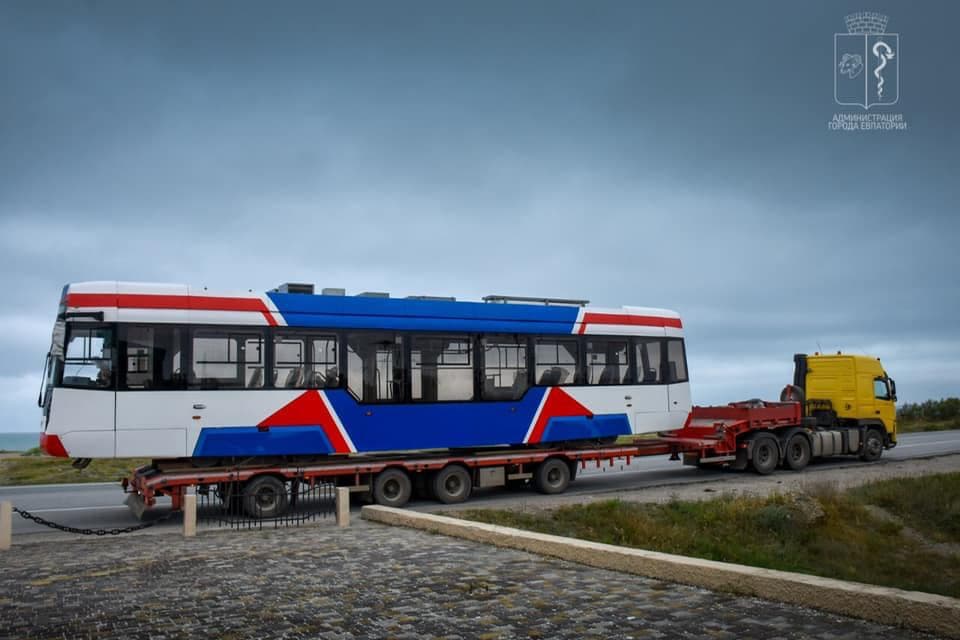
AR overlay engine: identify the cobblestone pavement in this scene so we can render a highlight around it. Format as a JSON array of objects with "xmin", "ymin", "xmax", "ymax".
[{"xmin": 0, "ymin": 520, "xmax": 940, "ymax": 640}]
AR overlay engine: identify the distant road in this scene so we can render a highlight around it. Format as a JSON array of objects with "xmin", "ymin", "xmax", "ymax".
[{"xmin": 2, "ymin": 429, "xmax": 959, "ymax": 538}]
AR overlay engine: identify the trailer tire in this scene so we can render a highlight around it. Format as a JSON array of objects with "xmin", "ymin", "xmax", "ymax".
[
  {"xmin": 783, "ymin": 434, "xmax": 811, "ymax": 471},
  {"xmin": 750, "ymin": 434, "xmax": 779, "ymax": 475},
  {"xmin": 373, "ymin": 468, "xmax": 412, "ymax": 508},
  {"xmin": 243, "ymin": 475, "xmax": 289, "ymax": 518},
  {"xmin": 534, "ymin": 458, "xmax": 571, "ymax": 494},
  {"xmin": 860, "ymin": 429, "xmax": 884, "ymax": 462},
  {"xmin": 433, "ymin": 465, "xmax": 472, "ymax": 504}
]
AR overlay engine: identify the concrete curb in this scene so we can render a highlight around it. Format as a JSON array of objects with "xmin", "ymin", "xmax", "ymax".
[{"xmin": 362, "ymin": 505, "xmax": 960, "ymax": 639}]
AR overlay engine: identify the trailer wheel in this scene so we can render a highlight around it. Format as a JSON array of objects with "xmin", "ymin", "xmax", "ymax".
[
  {"xmin": 373, "ymin": 468, "xmax": 412, "ymax": 508},
  {"xmin": 750, "ymin": 435, "xmax": 779, "ymax": 475},
  {"xmin": 860, "ymin": 429, "xmax": 884, "ymax": 462},
  {"xmin": 534, "ymin": 458, "xmax": 571, "ymax": 494},
  {"xmin": 783, "ymin": 434, "xmax": 811, "ymax": 471},
  {"xmin": 243, "ymin": 475, "xmax": 289, "ymax": 518},
  {"xmin": 433, "ymin": 465, "xmax": 472, "ymax": 504}
]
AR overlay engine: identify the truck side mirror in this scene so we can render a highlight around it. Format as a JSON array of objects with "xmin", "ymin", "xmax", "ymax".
[{"xmin": 889, "ymin": 378, "xmax": 897, "ymax": 401}]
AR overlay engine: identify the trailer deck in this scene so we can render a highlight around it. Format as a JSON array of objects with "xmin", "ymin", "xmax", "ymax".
[{"xmin": 122, "ymin": 400, "xmax": 839, "ymax": 517}]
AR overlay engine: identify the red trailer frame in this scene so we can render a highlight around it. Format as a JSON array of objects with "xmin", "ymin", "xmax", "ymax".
[{"xmin": 122, "ymin": 400, "xmax": 808, "ymax": 515}]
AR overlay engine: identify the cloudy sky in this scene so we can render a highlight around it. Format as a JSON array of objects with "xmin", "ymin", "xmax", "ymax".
[{"xmin": 1, "ymin": 1, "xmax": 957, "ymax": 432}]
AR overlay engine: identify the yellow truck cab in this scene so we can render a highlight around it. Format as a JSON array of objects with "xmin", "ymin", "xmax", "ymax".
[{"xmin": 791, "ymin": 353, "xmax": 897, "ymax": 456}]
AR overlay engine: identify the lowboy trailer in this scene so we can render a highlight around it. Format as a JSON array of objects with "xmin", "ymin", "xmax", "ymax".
[{"xmin": 124, "ymin": 386, "xmax": 895, "ymax": 519}]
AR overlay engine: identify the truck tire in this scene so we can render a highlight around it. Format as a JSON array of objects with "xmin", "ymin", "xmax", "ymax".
[
  {"xmin": 783, "ymin": 433, "xmax": 811, "ymax": 471},
  {"xmin": 534, "ymin": 458, "xmax": 571, "ymax": 494},
  {"xmin": 860, "ymin": 429, "xmax": 884, "ymax": 462},
  {"xmin": 750, "ymin": 434, "xmax": 779, "ymax": 475},
  {"xmin": 243, "ymin": 475, "xmax": 289, "ymax": 518},
  {"xmin": 433, "ymin": 465, "xmax": 472, "ymax": 504},
  {"xmin": 373, "ymin": 468, "xmax": 412, "ymax": 508}
]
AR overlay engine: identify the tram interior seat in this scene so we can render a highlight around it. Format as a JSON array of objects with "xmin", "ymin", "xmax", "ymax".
[
  {"xmin": 304, "ymin": 367, "xmax": 339, "ymax": 388},
  {"xmin": 323, "ymin": 367, "xmax": 339, "ymax": 387},
  {"xmin": 282, "ymin": 367, "xmax": 303, "ymax": 388},
  {"xmin": 511, "ymin": 370, "xmax": 528, "ymax": 395},
  {"xmin": 538, "ymin": 367, "xmax": 568, "ymax": 386},
  {"xmin": 598, "ymin": 365, "xmax": 620, "ymax": 385}
]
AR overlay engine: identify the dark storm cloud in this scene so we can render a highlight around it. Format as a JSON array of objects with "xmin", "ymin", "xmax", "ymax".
[{"xmin": 0, "ymin": 1, "xmax": 957, "ymax": 430}]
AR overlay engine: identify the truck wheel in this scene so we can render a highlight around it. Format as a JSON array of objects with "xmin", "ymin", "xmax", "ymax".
[
  {"xmin": 750, "ymin": 434, "xmax": 779, "ymax": 475},
  {"xmin": 373, "ymin": 468, "xmax": 412, "ymax": 508},
  {"xmin": 243, "ymin": 475, "xmax": 289, "ymax": 518},
  {"xmin": 783, "ymin": 434, "xmax": 811, "ymax": 471},
  {"xmin": 433, "ymin": 465, "xmax": 472, "ymax": 504},
  {"xmin": 534, "ymin": 458, "xmax": 571, "ymax": 494},
  {"xmin": 860, "ymin": 429, "xmax": 884, "ymax": 462}
]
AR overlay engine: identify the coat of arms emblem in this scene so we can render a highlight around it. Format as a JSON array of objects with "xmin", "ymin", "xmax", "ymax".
[{"xmin": 835, "ymin": 12, "xmax": 899, "ymax": 109}]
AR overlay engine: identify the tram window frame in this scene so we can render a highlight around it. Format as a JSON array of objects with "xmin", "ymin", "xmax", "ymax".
[
  {"xmin": 409, "ymin": 334, "xmax": 475, "ymax": 402},
  {"xmin": 60, "ymin": 324, "xmax": 115, "ymax": 390},
  {"xmin": 273, "ymin": 332, "xmax": 340, "ymax": 389},
  {"xmin": 665, "ymin": 338, "xmax": 689, "ymax": 384},
  {"xmin": 480, "ymin": 335, "xmax": 529, "ymax": 401},
  {"xmin": 533, "ymin": 338, "xmax": 580, "ymax": 386},
  {"xmin": 634, "ymin": 338, "xmax": 664, "ymax": 385},
  {"xmin": 188, "ymin": 328, "xmax": 266, "ymax": 390},
  {"xmin": 346, "ymin": 331, "xmax": 404, "ymax": 403},
  {"xmin": 119, "ymin": 325, "xmax": 186, "ymax": 390},
  {"xmin": 585, "ymin": 338, "xmax": 631, "ymax": 386}
]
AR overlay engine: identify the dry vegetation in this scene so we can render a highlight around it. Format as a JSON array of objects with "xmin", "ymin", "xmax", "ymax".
[
  {"xmin": 0, "ymin": 449, "xmax": 148, "ymax": 486},
  {"xmin": 459, "ymin": 473, "xmax": 960, "ymax": 598}
]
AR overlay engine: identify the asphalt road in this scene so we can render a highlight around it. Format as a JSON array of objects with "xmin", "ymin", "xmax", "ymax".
[{"xmin": 3, "ymin": 429, "xmax": 959, "ymax": 538}]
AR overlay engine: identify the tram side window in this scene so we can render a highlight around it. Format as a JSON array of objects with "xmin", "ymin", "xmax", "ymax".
[
  {"xmin": 312, "ymin": 336, "xmax": 339, "ymax": 387},
  {"xmin": 666, "ymin": 338, "xmax": 688, "ymax": 383},
  {"xmin": 274, "ymin": 333, "xmax": 339, "ymax": 388},
  {"xmin": 121, "ymin": 326, "xmax": 184, "ymax": 389},
  {"xmin": 62, "ymin": 326, "xmax": 114, "ymax": 389},
  {"xmin": 410, "ymin": 335, "xmax": 474, "ymax": 402},
  {"xmin": 481, "ymin": 336, "xmax": 528, "ymax": 400},
  {"xmin": 586, "ymin": 339, "xmax": 630, "ymax": 385},
  {"xmin": 534, "ymin": 338, "xmax": 578, "ymax": 386},
  {"xmin": 347, "ymin": 333, "xmax": 402, "ymax": 402},
  {"xmin": 635, "ymin": 338, "xmax": 662, "ymax": 384},
  {"xmin": 190, "ymin": 330, "xmax": 265, "ymax": 389}
]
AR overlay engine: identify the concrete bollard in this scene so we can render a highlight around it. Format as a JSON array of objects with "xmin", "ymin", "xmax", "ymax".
[
  {"xmin": 336, "ymin": 487, "xmax": 350, "ymax": 528},
  {"xmin": 183, "ymin": 493, "xmax": 197, "ymax": 537},
  {"xmin": 0, "ymin": 501, "xmax": 11, "ymax": 551}
]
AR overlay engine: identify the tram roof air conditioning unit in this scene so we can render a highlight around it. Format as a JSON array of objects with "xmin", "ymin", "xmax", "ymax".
[{"xmin": 276, "ymin": 282, "xmax": 315, "ymax": 295}]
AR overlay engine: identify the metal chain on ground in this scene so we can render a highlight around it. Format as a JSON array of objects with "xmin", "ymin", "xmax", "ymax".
[{"xmin": 12, "ymin": 505, "xmax": 175, "ymax": 536}]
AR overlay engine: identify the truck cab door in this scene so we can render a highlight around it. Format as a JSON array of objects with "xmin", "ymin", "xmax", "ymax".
[{"xmin": 872, "ymin": 376, "xmax": 896, "ymax": 438}]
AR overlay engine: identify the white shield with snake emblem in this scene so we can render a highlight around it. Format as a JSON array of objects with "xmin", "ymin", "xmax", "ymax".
[{"xmin": 835, "ymin": 13, "xmax": 899, "ymax": 109}]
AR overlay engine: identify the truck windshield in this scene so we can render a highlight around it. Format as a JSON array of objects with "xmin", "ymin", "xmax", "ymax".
[{"xmin": 873, "ymin": 377, "xmax": 891, "ymax": 401}]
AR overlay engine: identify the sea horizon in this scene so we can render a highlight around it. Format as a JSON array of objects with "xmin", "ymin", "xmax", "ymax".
[{"xmin": 0, "ymin": 431, "xmax": 41, "ymax": 451}]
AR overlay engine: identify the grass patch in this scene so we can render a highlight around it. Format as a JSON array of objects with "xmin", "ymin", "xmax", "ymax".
[
  {"xmin": 458, "ymin": 472, "xmax": 960, "ymax": 598},
  {"xmin": 0, "ymin": 455, "xmax": 149, "ymax": 486},
  {"xmin": 898, "ymin": 419, "xmax": 960, "ymax": 433},
  {"xmin": 851, "ymin": 473, "xmax": 960, "ymax": 543}
]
